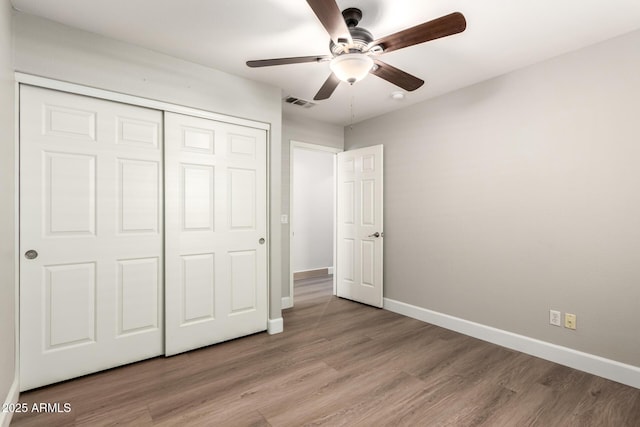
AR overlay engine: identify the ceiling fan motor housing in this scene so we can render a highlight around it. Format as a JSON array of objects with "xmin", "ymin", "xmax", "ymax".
[
  {"xmin": 330, "ymin": 27, "xmax": 373, "ymax": 54},
  {"xmin": 330, "ymin": 8, "xmax": 374, "ymax": 55}
]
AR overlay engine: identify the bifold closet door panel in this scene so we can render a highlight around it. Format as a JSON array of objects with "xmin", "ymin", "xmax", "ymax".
[
  {"xmin": 164, "ymin": 112, "xmax": 268, "ymax": 356},
  {"xmin": 19, "ymin": 85, "xmax": 164, "ymax": 391}
]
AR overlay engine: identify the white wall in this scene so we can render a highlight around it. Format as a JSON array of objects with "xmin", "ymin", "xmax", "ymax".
[
  {"xmin": 12, "ymin": 11, "xmax": 283, "ymax": 319},
  {"xmin": 292, "ymin": 148, "xmax": 334, "ymax": 272},
  {"xmin": 345, "ymin": 29, "xmax": 640, "ymax": 368},
  {"xmin": 282, "ymin": 114, "xmax": 343, "ymax": 297},
  {"xmin": 0, "ymin": 1, "xmax": 16, "ymax": 424}
]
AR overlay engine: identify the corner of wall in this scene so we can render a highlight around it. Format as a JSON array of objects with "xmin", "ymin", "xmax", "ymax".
[
  {"xmin": 0, "ymin": 1, "xmax": 17, "ymax": 424},
  {"xmin": 0, "ymin": 377, "xmax": 19, "ymax": 427}
]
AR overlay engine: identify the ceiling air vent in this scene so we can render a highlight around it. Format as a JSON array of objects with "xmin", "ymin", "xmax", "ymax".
[{"xmin": 283, "ymin": 96, "xmax": 316, "ymax": 109}]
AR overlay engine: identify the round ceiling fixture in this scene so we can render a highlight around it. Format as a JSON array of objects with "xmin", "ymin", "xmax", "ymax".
[
  {"xmin": 391, "ymin": 91, "xmax": 405, "ymax": 100},
  {"xmin": 330, "ymin": 53, "xmax": 374, "ymax": 85}
]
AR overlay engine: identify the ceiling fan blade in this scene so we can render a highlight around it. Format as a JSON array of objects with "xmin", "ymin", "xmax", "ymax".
[
  {"xmin": 313, "ymin": 73, "xmax": 341, "ymax": 100},
  {"xmin": 246, "ymin": 55, "xmax": 332, "ymax": 68},
  {"xmin": 370, "ymin": 60, "xmax": 424, "ymax": 91},
  {"xmin": 306, "ymin": 0, "xmax": 353, "ymax": 45},
  {"xmin": 370, "ymin": 12, "xmax": 466, "ymax": 54}
]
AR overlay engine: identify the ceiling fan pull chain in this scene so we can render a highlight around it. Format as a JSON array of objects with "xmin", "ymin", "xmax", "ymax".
[{"xmin": 350, "ymin": 93, "xmax": 355, "ymax": 130}]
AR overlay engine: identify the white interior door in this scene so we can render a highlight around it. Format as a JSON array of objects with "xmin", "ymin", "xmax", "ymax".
[
  {"xmin": 19, "ymin": 85, "xmax": 164, "ymax": 391},
  {"xmin": 164, "ymin": 112, "xmax": 268, "ymax": 356},
  {"xmin": 336, "ymin": 145, "xmax": 384, "ymax": 307}
]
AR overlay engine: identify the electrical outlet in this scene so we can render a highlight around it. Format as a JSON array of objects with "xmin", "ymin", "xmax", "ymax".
[
  {"xmin": 549, "ymin": 310, "xmax": 561, "ymax": 326},
  {"xmin": 565, "ymin": 313, "xmax": 577, "ymax": 330}
]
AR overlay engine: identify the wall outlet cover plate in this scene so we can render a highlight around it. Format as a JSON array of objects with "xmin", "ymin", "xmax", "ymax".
[
  {"xmin": 565, "ymin": 313, "xmax": 577, "ymax": 330},
  {"xmin": 549, "ymin": 310, "xmax": 561, "ymax": 326}
]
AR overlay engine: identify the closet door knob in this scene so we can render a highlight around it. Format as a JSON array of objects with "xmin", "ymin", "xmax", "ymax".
[{"xmin": 25, "ymin": 250, "xmax": 38, "ymax": 260}]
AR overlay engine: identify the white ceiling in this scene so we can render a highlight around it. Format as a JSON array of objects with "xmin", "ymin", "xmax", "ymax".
[{"xmin": 11, "ymin": 0, "xmax": 640, "ymax": 126}]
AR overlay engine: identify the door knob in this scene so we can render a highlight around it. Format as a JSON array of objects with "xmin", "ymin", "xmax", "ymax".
[
  {"xmin": 25, "ymin": 250, "xmax": 38, "ymax": 259},
  {"xmin": 259, "ymin": 238, "xmax": 266, "ymax": 245},
  {"xmin": 368, "ymin": 232, "xmax": 380, "ymax": 238}
]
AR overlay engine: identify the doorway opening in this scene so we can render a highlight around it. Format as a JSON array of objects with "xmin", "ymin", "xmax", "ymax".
[{"xmin": 288, "ymin": 141, "xmax": 342, "ymax": 308}]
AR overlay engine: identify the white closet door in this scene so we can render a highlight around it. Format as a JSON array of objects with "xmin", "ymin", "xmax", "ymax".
[
  {"xmin": 164, "ymin": 112, "xmax": 268, "ymax": 356},
  {"xmin": 20, "ymin": 85, "xmax": 164, "ymax": 391}
]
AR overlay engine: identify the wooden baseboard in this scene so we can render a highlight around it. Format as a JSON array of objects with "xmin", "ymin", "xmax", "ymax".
[{"xmin": 293, "ymin": 268, "xmax": 330, "ymax": 281}]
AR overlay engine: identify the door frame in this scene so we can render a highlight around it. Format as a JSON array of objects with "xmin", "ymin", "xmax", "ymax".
[{"xmin": 287, "ymin": 140, "xmax": 342, "ymax": 308}]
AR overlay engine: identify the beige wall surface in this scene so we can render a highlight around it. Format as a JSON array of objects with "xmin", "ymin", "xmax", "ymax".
[
  {"xmin": 0, "ymin": 0, "xmax": 16, "ymax": 418},
  {"xmin": 13, "ymin": 11, "xmax": 283, "ymax": 319},
  {"xmin": 281, "ymin": 114, "xmax": 343, "ymax": 298},
  {"xmin": 345, "ymin": 30, "xmax": 640, "ymax": 367}
]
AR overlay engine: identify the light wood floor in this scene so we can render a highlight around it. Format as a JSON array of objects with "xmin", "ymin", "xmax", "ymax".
[{"xmin": 12, "ymin": 276, "xmax": 640, "ymax": 426}]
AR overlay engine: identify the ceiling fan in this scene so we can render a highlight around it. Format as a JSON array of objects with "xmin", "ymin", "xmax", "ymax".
[{"xmin": 246, "ymin": 0, "xmax": 466, "ymax": 101}]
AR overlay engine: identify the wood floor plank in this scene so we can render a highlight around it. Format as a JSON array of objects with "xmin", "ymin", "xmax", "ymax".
[
  {"xmin": 262, "ymin": 368, "xmax": 421, "ymax": 426},
  {"xmin": 153, "ymin": 361, "xmax": 340, "ymax": 426},
  {"xmin": 472, "ymin": 383, "xmax": 551, "ymax": 427},
  {"xmin": 520, "ymin": 366, "xmax": 595, "ymax": 426},
  {"xmin": 488, "ymin": 351, "xmax": 558, "ymax": 393},
  {"xmin": 12, "ymin": 275, "xmax": 640, "ymax": 426},
  {"xmin": 295, "ymin": 371, "xmax": 428, "ymax": 427},
  {"xmin": 564, "ymin": 376, "xmax": 640, "ymax": 427}
]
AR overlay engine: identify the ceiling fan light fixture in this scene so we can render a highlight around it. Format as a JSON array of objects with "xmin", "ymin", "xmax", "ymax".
[
  {"xmin": 330, "ymin": 53, "xmax": 374, "ymax": 85},
  {"xmin": 246, "ymin": 3, "xmax": 466, "ymax": 100}
]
